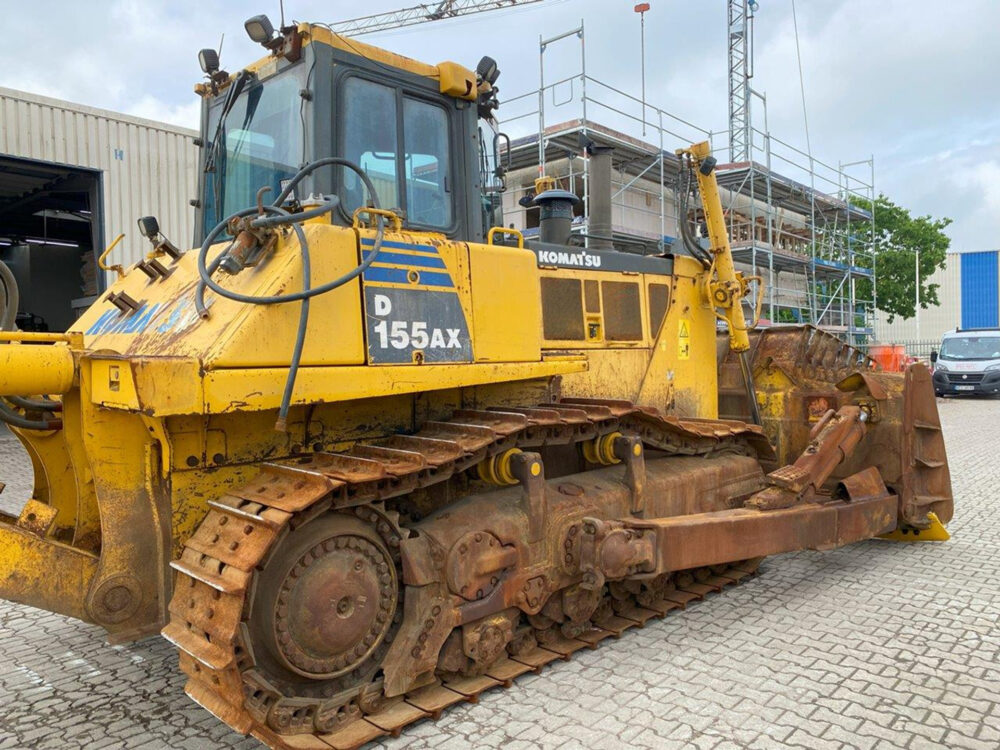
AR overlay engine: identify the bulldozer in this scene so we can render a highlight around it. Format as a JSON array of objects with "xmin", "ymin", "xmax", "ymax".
[{"xmin": 0, "ymin": 17, "xmax": 952, "ymax": 749}]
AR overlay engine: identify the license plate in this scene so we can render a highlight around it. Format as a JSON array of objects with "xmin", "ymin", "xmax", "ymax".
[{"xmin": 954, "ymin": 385, "xmax": 975, "ymax": 391}]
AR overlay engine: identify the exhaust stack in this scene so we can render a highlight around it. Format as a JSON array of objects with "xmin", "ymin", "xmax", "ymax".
[{"xmin": 587, "ymin": 144, "xmax": 614, "ymax": 249}]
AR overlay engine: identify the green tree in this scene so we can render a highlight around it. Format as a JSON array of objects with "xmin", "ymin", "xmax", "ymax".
[{"xmin": 849, "ymin": 195, "xmax": 952, "ymax": 324}]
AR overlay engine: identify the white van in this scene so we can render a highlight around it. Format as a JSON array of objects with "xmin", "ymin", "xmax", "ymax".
[{"xmin": 931, "ymin": 328, "xmax": 1000, "ymax": 396}]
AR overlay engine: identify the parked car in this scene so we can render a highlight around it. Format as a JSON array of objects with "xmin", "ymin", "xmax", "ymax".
[{"xmin": 931, "ymin": 328, "xmax": 1000, "ymax": 396}]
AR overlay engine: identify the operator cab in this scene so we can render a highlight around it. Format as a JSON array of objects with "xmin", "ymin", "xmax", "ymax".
[
  {"xmin": 931, "ymin": 328, "xmax": 1000, "ymax": 396},
  {"xmin": 193, "ymin": 18, "xmax": 506, "ymax": 246}
]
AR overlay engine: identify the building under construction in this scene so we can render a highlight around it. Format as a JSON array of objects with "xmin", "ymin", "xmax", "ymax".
[{"xmin": 497, "ymin": 20, "xmax": 877, "ymax": 345}]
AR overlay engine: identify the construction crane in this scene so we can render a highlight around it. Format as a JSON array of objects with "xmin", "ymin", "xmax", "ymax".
[
  {"xmin": 329, "ymin": 0, "xmax": 544, "ymax": 36},
  {"xmin": 728, "ymin": 0, "xmax": 757, "ymax": 162}
]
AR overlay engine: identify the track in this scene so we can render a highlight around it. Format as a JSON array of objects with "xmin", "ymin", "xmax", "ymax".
[{"xmin": 163, "ymin": 399, "xmax": 772, "ymax": 749}]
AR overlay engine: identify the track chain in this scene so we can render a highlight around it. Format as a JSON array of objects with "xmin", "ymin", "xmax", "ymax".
[{"xmin": 163, "ymin": 399, "xmax": 771, "ymax": 748}]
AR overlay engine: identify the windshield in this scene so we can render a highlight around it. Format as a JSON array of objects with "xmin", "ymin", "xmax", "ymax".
[
  {"xmin": 202, "ymin": 65, "xmax": 306, "ymax": 236},
  {"xmin": 939, "ymin": 334, "xmax": 1000, "ymax": 360}
]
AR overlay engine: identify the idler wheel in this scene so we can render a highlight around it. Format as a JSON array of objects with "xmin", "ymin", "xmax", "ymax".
[{"xmin": 253, "ymin": 515, "xmax": 398, "ymax": 681}]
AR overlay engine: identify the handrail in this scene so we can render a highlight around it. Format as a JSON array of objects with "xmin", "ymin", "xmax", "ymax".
[
  {"xmin": 352, "ymin": 207, "xmax": 402, "ymax": 233},
  {"xmin": 487, "ymin": 227, "xmax": 524, "ymax": 248},
  {"xmin": 98, "ymin": 233, "xmax": 126, "ymax": 279},
  {"xmin": 0, "ymin": 331, "xmax": 72, "ymax": 343}
]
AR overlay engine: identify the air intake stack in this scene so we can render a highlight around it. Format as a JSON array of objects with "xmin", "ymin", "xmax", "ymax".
[{"xmin": 534, "ymin": 187, "xmax": 581, "ymax": 245}]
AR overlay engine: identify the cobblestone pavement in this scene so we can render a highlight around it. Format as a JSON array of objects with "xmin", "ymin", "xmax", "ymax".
[{"xmin": 1, "ymin": 397, "xmax": 998, "ymax": 750}]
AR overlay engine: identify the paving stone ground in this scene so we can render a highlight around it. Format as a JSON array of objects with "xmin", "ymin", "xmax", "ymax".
[{"xmin": 0, "ymin": 396, "xmax": 997, "ymax": 749}]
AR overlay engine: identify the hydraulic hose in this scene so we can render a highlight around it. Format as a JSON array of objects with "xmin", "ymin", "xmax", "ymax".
[
  {"xmin": 7, "ymin": 395, "xmax": 61, "ymax": 413},
  {"xmin": 250, "ymin": 198, "xmax": 341, "ymax": 229},
  {"xmin": 677, "ymin": 156, "xmax": 712, "ymax": 268},
  {"xmin": 0, "ymin": 399, "xmax": 61, "ymax": 431},
  {"xmin": 194, "ymin": 157, "xmax": 385, "ymax": 431}
]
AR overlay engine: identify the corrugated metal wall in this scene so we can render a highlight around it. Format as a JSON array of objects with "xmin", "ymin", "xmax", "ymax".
[
  {"xmin": 959, "ymin": 250, "xmax": 999, "ymax": 329},
  {"xmin": 875, "ymin": 251, "xmax": 963, "ymax": 343},
  {"xmin": 0, "ymin": 86, "xmax": 199, "ymax": 279}
]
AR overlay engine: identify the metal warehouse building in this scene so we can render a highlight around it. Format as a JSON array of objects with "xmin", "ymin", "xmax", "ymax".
[
  {"xmin": 876, "ymin": 249, "xmax": 1000, "ymax": 345},
  {"xmin": 0, "ymin": 87, "xmax": 198, "ymax": 331}
]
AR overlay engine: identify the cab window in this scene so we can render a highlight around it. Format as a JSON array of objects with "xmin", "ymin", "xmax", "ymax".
[
  {"xmin": 341, "ymin": 77, "xmax": 452, "ymax": 230},
  {"xmin": 403, "ymin": 98, "xmax": 451, "ymax": 227},
  {"xmin": 342, "ymin": 78, "xmax": 399, "ymax": 212}
]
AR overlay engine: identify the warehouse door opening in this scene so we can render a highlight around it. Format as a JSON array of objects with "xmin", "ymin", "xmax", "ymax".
[{"xmin": 0, "ymin": 155, "xmax": 103, "ymax": 332}]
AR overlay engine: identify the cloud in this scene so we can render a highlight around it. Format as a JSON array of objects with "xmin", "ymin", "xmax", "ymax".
[
  {"xmin": 0, "ymin": 0, "xmax": 996, "ymax": 249},
  {"xmin": 126, "ymin": 96, "xmax": 201, "ymax": 130}
]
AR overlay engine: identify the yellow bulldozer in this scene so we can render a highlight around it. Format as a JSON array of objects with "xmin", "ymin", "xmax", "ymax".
[{"xmin": 0, "ymin": 17, "xmax": 951, "ymax": 750}]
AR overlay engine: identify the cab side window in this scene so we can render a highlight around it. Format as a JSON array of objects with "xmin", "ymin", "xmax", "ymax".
[
  {"xmin": 403, "ymin": 98, "xmax": 451, "ymax": 228},
  {"xmin": 341, "ymin": 77, "xmax": 452, "ymax": 230},
  {"xmin": 342, "ymin": 78, "xmax": 399, "ymax": 213}
]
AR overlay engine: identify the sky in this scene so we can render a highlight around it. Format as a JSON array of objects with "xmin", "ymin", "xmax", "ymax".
[{"xmin": 1, "ymin": 0, "xmax": 997, "ymax": 251}]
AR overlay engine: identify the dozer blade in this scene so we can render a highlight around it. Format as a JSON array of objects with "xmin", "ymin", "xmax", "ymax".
[
  {"xmin": 879, "ymin": 511, "xmax": 951, "ymax": 542},
  {"xmin": 718, "ymin": 325, "xmax": 954, "ymax": 533},
  {"xmin": 0, "ymin": 513, "xmax": 99, "ymax": 622}
]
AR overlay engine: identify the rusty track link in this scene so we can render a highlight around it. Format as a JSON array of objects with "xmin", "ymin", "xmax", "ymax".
[
  {"xmin": 251, "ymin": 558, "xmax": 763, "ymax": 750},
  {"xmin": 164, "ymin": 401, "xmax": 771, "ymax": 749}
]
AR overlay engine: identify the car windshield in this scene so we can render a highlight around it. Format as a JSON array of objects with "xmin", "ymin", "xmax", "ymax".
[
  {"xmin": 202, "ymin": 65, "xmax": 305, "ymax": 237},
  {"xmin": 939, "ymin": 335, "xmax": 1000, "ymax": 360}
]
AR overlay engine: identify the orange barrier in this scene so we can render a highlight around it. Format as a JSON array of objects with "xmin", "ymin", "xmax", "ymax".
[{"xmin": 870, "ymin": 344, "xmax": 908, "ymax": 372}]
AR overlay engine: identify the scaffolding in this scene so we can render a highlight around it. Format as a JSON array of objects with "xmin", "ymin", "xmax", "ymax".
[
  {"xmin": 497, "ymin": 21, "xmax": 877, "ymax": 344},
  {"xmin": 716, "ymin": 132, "xmax": 876, "ymax": 341}
]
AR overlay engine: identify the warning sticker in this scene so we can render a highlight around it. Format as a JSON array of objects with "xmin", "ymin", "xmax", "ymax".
[{"xmin": 678, "ymin": 319, "xmax": 691, "ymax": 360}]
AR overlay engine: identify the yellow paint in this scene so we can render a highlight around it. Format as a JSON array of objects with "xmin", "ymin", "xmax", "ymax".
[
  {"xmin": 582, "ymin": 432, "xmax": 622, "ymax": 466},
  {"xmin": 0, "ymin": 522, "xmax": 98, "ymax": 622},
  {"xmin": 0, "ymin": 331, "xmax": 75, "ymax": 343},
  {"xmin": 132, "ymin": 358, "xmax": 204, "ymax": 416},
  {"xmin": 10, "ymin": 425, "xmax": 79, "ymax": 540},
  {"xmin": 487, "ymin": 227, "xmax": 524, "ymax": 248},
  {"xmin": 435, "ymin": 61, "xmax": 477, "ymax": 100},
  {"xmin": 561, "ymin": 348, "xmax": 654, "ymax": 405},
  {"xmin": 878, "ymin": 512, "xmax": 950, "ymax": 542},
  {"xmin": 468, "ymin": 243, "xmax": 540, "ymax": 362},
  {"xmin": 72, "ymin": 225, "xmax": 365, "ymax": 368},
  {"xmin": 635, "ymin": 258, "xmax": 719, "ymax": 417},
  {"xmin": 90, "ymin": 359, "xmax": 140, "ymax": 410},
  {"xmin": 202, "ymin": 359, "xmax": 584, "ymax": 414},
  {"xmin": 478, "ymin": 448, "xmax": 522, "ymax": 485},
  {"xmin": 305, "ymin": 25, "xmax": 477, "ymax": 100},
  {"xmin": 98, "ymin": 233, "xmax": 126, "ymax": 278},
  {"xmin": 676, "ymin": 141, "xmax": 752, "ymax": 353},
  {"xmin": 0, "ymin": 342, "xmax": 75, "ymax": 395}
]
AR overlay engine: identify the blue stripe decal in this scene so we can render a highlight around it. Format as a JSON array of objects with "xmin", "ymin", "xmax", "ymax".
[
  {"xmin": 363, "ymin": 267, "xmax": 455, "ymax": 288},
  {"xmin": 361, "ymin": 249, "xmax": 447, "ymax": 269},
  {"xmin": 360, "ymin": 238, "xmax": 440, "ymax": 255}
]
